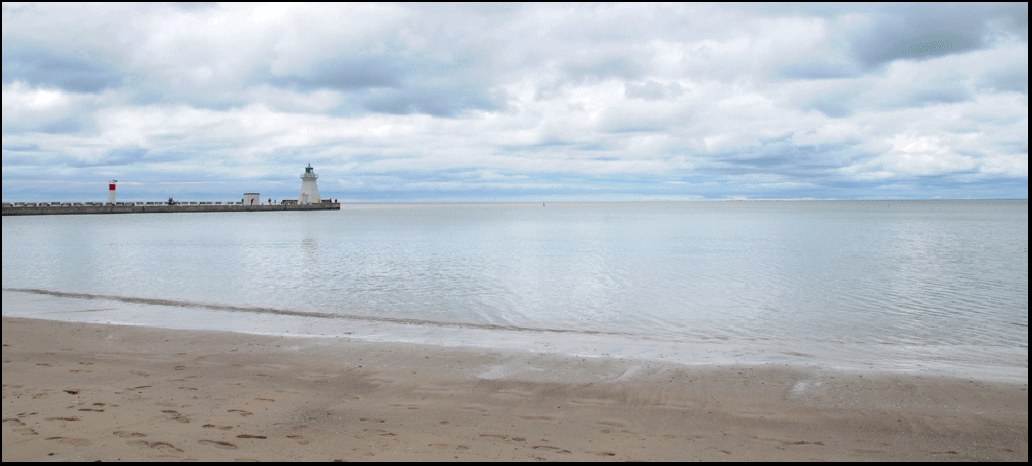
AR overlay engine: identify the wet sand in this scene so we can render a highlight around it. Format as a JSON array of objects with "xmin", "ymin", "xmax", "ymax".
[{"xmin": 2, "ymin": 316, "xmax": 1027, "ymax": 461}]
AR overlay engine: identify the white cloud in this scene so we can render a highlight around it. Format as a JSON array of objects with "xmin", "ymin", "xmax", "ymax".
[
  {"xmin": 3, "ymin": 82, "xmax": 66, "ymax": 110},
  {"xmin": 878, "ymin": 133, "xmax": 978, "ymax": 175}
]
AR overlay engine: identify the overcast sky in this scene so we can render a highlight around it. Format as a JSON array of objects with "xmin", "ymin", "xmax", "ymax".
[{"xmin": 2, "ymin": 3, "xmax": 1027, "ymax": 202}]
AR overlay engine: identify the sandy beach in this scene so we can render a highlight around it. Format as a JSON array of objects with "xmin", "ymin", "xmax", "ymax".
[{"xmin": 2, "ymin": 316, "xmax": 1027, "ymax": 462}]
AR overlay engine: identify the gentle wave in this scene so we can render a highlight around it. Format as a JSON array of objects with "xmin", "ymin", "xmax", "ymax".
[{"xmin": 2, "ymin": 287, "xmax": 630, "ymax": 337}]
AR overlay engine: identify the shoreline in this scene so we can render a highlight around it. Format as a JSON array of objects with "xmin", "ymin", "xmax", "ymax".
[
  {"xmin": 3, "ymin": 316, "xmax": 1027, "ymax": 461},
  {"xmin": 4, "ymin": 289, "xmax": 1025, "ymax": 386}
]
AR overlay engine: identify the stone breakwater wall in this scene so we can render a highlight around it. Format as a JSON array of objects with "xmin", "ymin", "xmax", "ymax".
[{"xmin": 3, "ymin": 203, "xmax": 340, "ymax": 216}]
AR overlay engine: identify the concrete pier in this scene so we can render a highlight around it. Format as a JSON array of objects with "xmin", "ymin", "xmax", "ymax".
[{"xmin": 2, "ymin": 202, "xmax": 341, "ymax": 216}]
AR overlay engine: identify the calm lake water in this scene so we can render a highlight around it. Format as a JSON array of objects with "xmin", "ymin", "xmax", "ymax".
[{"xmin": 2, "ymin": 201, "xmax": 1027, "ymax": 381}]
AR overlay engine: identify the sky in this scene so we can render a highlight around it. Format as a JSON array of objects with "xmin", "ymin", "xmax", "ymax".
[{"xmin": 2, "ymin": 3, "xmax": 1027, "ymax": 203}]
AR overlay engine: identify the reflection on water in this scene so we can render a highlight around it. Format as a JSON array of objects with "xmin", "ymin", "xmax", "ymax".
[{"xmin": 3, "ymin": 201, "xmax": 1028, "ymax": 380}]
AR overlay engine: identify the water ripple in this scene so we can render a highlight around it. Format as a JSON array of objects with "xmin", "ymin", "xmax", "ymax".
[{"xmin": 2, "ymin": 287, "xmax": 630, "ymax": 337}]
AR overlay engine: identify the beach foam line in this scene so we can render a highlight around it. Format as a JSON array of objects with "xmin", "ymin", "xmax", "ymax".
[{"xmin": 2, "ymin": 287, "xmax": 629, "ymax": 337}]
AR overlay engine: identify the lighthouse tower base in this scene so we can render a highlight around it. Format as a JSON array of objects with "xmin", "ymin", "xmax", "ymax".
[{"xmin": 300, "ymin": 179, "xmax": 320, "ymax": 204}]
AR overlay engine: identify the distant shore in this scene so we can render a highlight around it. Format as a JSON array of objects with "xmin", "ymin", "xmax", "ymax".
[{"xmin": 2, "ymin": 316, "xmax": 1026, "ymax": 461}]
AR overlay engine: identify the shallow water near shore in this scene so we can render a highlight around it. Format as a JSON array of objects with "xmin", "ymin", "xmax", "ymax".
[{"xmin": 2, "ymin": 200, "xmax": 1027, "ymax": 382}]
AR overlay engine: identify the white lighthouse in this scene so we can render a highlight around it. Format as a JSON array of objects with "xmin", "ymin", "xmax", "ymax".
[
  {"xmin": 299, "ymin": 164, "xmax": 321, "ymax": 204},
  {"xmin": 108, "ymin": 180, "xmax": 117, "ymax": 204}
]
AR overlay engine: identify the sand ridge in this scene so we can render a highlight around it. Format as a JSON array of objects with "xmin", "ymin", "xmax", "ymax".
[{"xmin": 2, "ymin": 317, "xmax": 1027, "ymax": 461}]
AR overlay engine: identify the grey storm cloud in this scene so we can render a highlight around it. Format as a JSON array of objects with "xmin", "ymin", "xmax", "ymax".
[
  {"xmin": 261, "ymin": 52, "xmax": 500, "ymax": 116},
  {"xmin": 849, "ymin": 3, "xmax": 1027, "ymax": 68},
  {"xmin": 979, "ymin": 63, "xmax": 1029, "ymax": 94},
  {"xmin": 1, "ymin": 143, "xmax": 41, "ymax": 152},
  {"xmin": 709, "ymin": 137, "xmax": 857, "ymax": 179},
  {"xmin": 68, "ymin": 146, "xmax": 149, "ymax": 168},
  {"xmin": 2, "ymin": 44, "xmax": 122, "ymax": 93},
  {"xmin": 906, "ymin": 84, "xmax": 974, "ymax": 107},
  {"xmin": 806, "ymin": 98, "xmax": 855, "ymax": 119},
  {"xmin": 778, "ymin": 61, "xmax": 862, "ymax": 81},
  {"xmin": 362, "ymin": 86, "xmax": 499, "ymax": 117},
  {"xmin": 266, "ymin": 56, "xmax": 404, "ymax": 91}
]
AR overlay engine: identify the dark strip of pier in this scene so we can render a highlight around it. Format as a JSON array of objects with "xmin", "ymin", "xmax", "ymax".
[{"xmin": 2, "ymin": 202, "xmax": 340, "ymax": 216}]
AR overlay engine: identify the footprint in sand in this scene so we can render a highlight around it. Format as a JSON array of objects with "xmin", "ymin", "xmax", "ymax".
[
  {"xmin": 388, "ymin": 403, "xmax": 422, "ymax": 410},
  {"xmin": 199, "ymin": 440, "xmax": 239, "ymax": 450},
  {"xmin": 45, "ymin": 416, "xmax": 81, "ymax": 422},
  {"xmin": 286, "ymin": 435, "xmax": 309, "ymax": 445},
  {"xmin": 2, "ymin": 418, "xmax": 26, "ymax": 426},
  {"xmin": 519, "ymin": 415, "xmax": 555, "ymax": 421},
  {"xmin": 203, "ymin": 424, "xmax": 234, "ymax": 431},
  {"xmin": 236, "ymin": 434, "xmax": 267, "ymax": 439},
  {"xmin": 532, "ymin": 445, "xmax": 571, "ymax": 454},
  {"xmin": 148, "ymin": 442, "xmax": 185, "ymax": 453},
  {"xmin": 46, "ymin": 437, "xmax": 91, "ymax": 447},
  {"xmin": 161, "ymin": 410, "xmax": 190, "ymax": 424},
  {"xmin": 114, "ymin": 431, "xmax": 148, "ymax": 438},
  {"xmin": 363, "ymin": 428, "xmax": 396, "ymax": 437},
  {"xmin": 782, "ymin": 440, "xmax": 824, "ymax": 446},
  {"xmin": 359, "ymin": 417, "xmax": 386, "ymax": 423},
  {"xmin": 228, "ymin": 409, "xmax": 253, "ymax": 417},
  {"xmin": 569, "ymin": 398, "xmax": 612, "ymax": 406},
  {"xmin": 129, "ymin": 440, "xmax": 184, "ymax": 453},
  {"xmin": 430, "ymin": 444, "xmax": 470, "ymax": 451}
]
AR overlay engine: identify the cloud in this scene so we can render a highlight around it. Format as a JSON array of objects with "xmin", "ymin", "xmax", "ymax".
[
  {"xmin": 2, "ymin": 46, "xmax": 123, "ymax": 93},
  {"xmin": 1, "ymin": 82, "xmax": 103, "ymax": 134},
  {"xmin": 1, "ymin": 142, "xmax": 41, "ymax": 152},
  {"xmin": 361, "ymin": 82, "xmax": 501, "ymax": 117},
  {"xmin": 67, "ymin": 146, "xmax": 149, "ymax": 168},
  {"xmin": 981, "ymin": 66, "xmax": 1029, "ymax": 94},
  {"xmin": 847, "ymin": 3, "xmax": 1027, "ymax": 68},
  {"xmin": 266, "ymin": 56, "xmax": 404, "ymax": 91},
  {"xmin": 1, "ymin": 3, "xmax": 1027, "ymax": 201},
  {"xmin": 624, "ymin": 80, "xmax": 684, "ymax": 101}
]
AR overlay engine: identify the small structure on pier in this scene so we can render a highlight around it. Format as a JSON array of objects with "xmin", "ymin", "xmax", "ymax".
[{"xmin": 299, "ymin": 164, "xmax": 321, "ymax": 204}]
